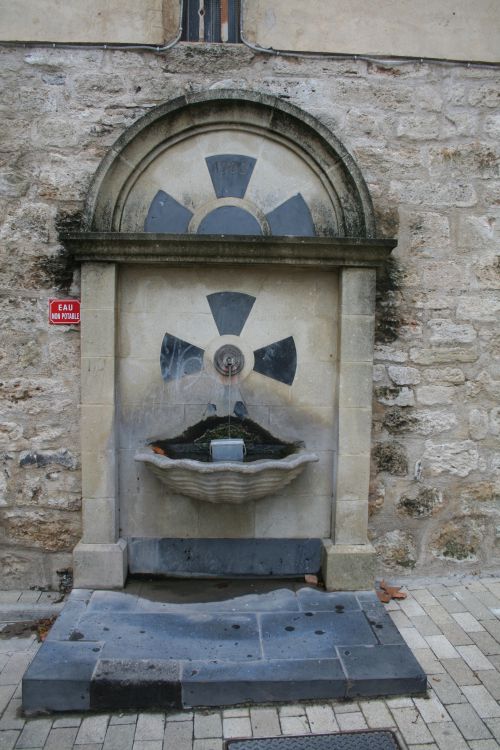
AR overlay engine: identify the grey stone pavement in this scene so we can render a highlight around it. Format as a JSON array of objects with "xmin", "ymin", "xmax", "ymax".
[{"xmin": 3, "ymin": 575, "xmax": 500, "ymax": 749}]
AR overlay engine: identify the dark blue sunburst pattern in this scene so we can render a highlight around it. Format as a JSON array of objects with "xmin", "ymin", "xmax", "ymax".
[
  {"xmin": 145, "ymin": 154, "xmax": 316, "ymax": 237},
  {"xmin": 160, "ymin": 291, "xmax": 297, "ymax": 386}
]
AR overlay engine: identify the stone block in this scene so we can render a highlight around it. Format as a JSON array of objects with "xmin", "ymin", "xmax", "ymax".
[
  {"xmin": 340, "ymin": 643, "xmax": 427, "ymax": 698},
  {"xmin": 423, "ymin": 440, "xmax": 479, "ymax": 477},
  {"xmin": 340, "ymin": 315, "xmax": 375, "ymax": 363},
  {"xmin": 336, "ymin": 453, "xmax": 370, "ymax": 503},
  {"xmin": 321, "ymin": 540, "xmax": 376, "ymax": 591},
  {"xmin": 73, "ymin": 539, "xmax": 127, "ymax": 589},
  {"xmin": 81, "ymin": 264, "xmax": 116, "ymax": 310},
  {"xmin": 182, "ymin": 658, "xmax": 346, "ymax": 707},
  {"xmin": 413, "ymin": 409, "xmax": 457, "ymax": 436},
  {"xmin": 375, "ymin": 385, "xmax": 415, "ymax": 406},
  {"xmin": 469, "ymin": 408, "xmax": 489, "ymax": 440},
  {"xmin": 260, "ymin": 611, "xmax": 376, "ymax": 659},
  {"xmin": 80, "ymin": 405, "xmax": 115, "ymax": 454},
  {"xmin": 428, "ymin": 318, "xmax": 476, "ymax": 344},
  {"xmin": 340, "ymin": 268, "xmax": 376, "ymax": 315},
  {"xmin": 82, "ymin": 498, "xmax": 117, "ymax": 544},
  {"xmin": 388, "ymin": 365, "xmax": 421, "ymax": 385},
  {"xmin": 81, "ymin": 309, "xmax": 116, "ymax": 358},
  {"xmin": 254, "ymin": 492, "xmax": 332, "ymax": 538},
  {"xmin": 339, "ymin": 362, "xmax": 373, "ymax": 408},
  {"xmin": 334, "ymin": 500, "xmax": 368, "ymax": 545},
  {"xmin": 424, "ymin": 367, "xmax": 465, "ymax": 384},
  {"xmin": 81, "ymin": 450, "xmax": 117, "ymax": 499},
  {"xmin": 127, "ymin": 538, "xmax": 323, "ymax": 577},
  {"xmin": 410, "ymin": 346, "xmax": 479, "ymax": 364},
  {"xmin": 457, "ymin": 295, "xmax": 500, "ymax": 322},
  {"xmin": 81, "ymin": 357, "xmax": 115, "ymax": 405},
  {"xmin": 338, "ymin": 407, "xmax": 372, "ymax": 455},
  {"xmin": 197, "ymin": 500, "xmax": 255, "ymax": 538},
  {"xmin": 416, "ymin": 385, "xmax": 455, "ymax": 405},
  {"xmin": 22, "ymin": 641, "xmax": 103, "ymax": 712},
  {"xmin": 91, "ymin": 659, "xmax": 181, "ymax": 711}
]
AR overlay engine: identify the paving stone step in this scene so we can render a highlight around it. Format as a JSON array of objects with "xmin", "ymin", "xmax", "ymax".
[{"xmin": 22, "ymin": 585, "xmax": 427, "ymax": 713}]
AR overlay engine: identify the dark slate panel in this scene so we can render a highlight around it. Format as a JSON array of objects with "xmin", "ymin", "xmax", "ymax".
[
  {"xmin": 80, "ymin": 612, "xmax": 260, "ymax": 662},
  {"xmin": 205, "ymin": 154, "xmax": 256, "ymax": 198},
  {"xmin": 22, "ymin": 640, "xmax": 103, "ymax": 712},
  {"xmin": 144, "ymin": 191, "xmax": 193, "ymax": 233},
  {"xmin": 45, "ymin": 599, "xmax": 87, "ymax": 641},
  {"xmin": 260, "ymin": 611, "xmax": 377, "ymax": 660},
  {"xmin": 181, "ymin": 657, "xmax": 346, "ymax": 707},
  {"xmin": 137, "ymin": 588, "xmax": 300, "ymax": 614},
  {"xmin": 233, "ymin": 400, "xmax": 248, "ymax": 418},
  {"xmin": 127, "ymin": 537, "xmax": 323, "ymax": 577},
  {"xmin": 206, "ymin": 291, "xmax": 256, "ymax": 335},
  {"xmin": 226, "ymin": 732, "xmax": 401, "ymax": 750},
  {"xmin": 86, "ymin": 590, "xmax": 140, "ymax": 614},
  {"xmin": 160, "ymin": 333, "xmax": 204, "ymax": 382},
  {"xmin": 266, "ymin": 193, "xmax": 316, "ymax": 237},
  {"xmin": 339, "ymin": 644, "xmax": 427, "ymax": 698},
  {"xmin": 361, "ymin": 603, "xmax": 406, "ymax": 646},
  {"xmin": 91, "ymin": 658, "xmax": 181, "ymax": 711},
  {"xmin": 197, "ymin": 206, "xmax": 262, "ymax": 235},
  {"xmin": 253, "ymin": 336, "xmax": 297, "ymax": 386},
  {"xmin": 296, "ymin": 588, "xmax": 361, "ymax": 613}
]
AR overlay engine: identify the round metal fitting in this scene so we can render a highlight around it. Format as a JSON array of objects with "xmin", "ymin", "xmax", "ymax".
[{"xmin": 213, "ymin": 344, "xmax": 245, "ymax": 376}]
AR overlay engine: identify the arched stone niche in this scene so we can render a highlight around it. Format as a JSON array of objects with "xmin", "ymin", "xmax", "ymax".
[
  {"xmin": 85, "ymin": 89, "xmax": 375, "ymax": 238},
  {"xmin": 69, "ymin": 91, "xmax": 395, "ymax": 592}
]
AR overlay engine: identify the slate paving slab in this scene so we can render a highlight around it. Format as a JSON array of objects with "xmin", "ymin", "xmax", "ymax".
[{"xmin": 22, "ymin": 583, "xmax": 426, "ymax": 712}]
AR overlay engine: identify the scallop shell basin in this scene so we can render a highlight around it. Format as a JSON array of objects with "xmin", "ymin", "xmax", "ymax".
[{"xmin": 134, "ymin": 448, "xmax": 319, "ymax": 504}]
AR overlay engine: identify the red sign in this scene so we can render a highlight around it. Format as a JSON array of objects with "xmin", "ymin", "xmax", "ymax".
[{"xmin": 48, "ymin": 298, "xmax": 81, "ymax": 325}]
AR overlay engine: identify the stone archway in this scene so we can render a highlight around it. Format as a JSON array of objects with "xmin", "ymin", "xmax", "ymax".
[
  {"xmin": 66, "ymin": 91, "xmax": 395, "ymax": 589},
  {"xmin": 85, "ymin": 90, "xmax": 376, "ymax": 237}
]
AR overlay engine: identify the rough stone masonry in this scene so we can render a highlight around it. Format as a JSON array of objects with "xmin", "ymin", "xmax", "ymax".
[{"xmin": 0, "ymin": 43, "xmax": 499, "ymax": 587}]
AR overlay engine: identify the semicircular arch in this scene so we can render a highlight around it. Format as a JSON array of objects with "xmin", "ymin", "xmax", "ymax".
[{"xmin": 85, "ymin": 90, "xmax": 376, "ymax": 239}]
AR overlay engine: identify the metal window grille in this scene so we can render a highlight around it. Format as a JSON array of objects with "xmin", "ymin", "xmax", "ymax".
[{"xmin": 182, "ymin": 0, "xmax": 241, "ymax": 43}]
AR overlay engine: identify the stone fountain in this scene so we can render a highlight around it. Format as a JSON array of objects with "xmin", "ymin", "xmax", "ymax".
[
  {"xmin": 61, "ymin": 90, "xmax": 397, "ymax": 590},
  {"xmin": 22, "ymin": 91, "xmax": 427, "ymax": 715}
]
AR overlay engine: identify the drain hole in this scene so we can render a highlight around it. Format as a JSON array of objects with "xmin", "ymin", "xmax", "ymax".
[
  {"xmin": 285, "ymin": 626, "xmax": 295, "ymax": 632},
  {"xmin": 335, "ymin": 605, "xmax": 344, "ymax": 613},
  {"xmin": 344, "ymin": 650, "xmax": 350, "ymax": 656},
  {"xmin": 232, "ymin": 624, "xmax": 241, "ymax": 630}
]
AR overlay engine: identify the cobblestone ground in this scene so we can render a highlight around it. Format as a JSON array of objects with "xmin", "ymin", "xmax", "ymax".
[{"xmin": 3, "ymin": 575, "xmax": 500, "ymax": 749}]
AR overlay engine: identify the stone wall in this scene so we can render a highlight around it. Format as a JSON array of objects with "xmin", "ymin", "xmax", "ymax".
[{"xmin": 0, "ymin": 43, "xmax": 499, "ymax": 586}]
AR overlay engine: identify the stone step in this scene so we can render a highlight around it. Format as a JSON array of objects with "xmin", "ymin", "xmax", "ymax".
[{"xmin": 22, "ymin": 585, "xmax": 427, "ymax": 713}]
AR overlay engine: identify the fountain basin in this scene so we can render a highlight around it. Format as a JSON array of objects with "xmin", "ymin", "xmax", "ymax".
[{"xmin": 134, "ymin": 448, "xmax": 319, "ymax": 504}]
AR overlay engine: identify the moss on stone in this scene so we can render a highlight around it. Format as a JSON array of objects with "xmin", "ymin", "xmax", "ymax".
[
  {"xmin": 373, "ymin": 441, "xmax": 408, "ymax": 475},
  {"xmin": 383, "ymin": 406, "xmax": 417, "ymax": 434},
  {"xmin": 398, "ymin": 486, "xmax": 442, "ymax": 518}
]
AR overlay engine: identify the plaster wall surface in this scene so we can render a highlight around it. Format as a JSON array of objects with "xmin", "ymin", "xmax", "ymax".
[
  {"xmin": 242, "ymin": 0, "xmax": 500, "ymax": 64},
  {"xmin": 0, "ymin": 0, "xmax": 169, "ymax": 45},
  {"xmin": 0, "ymin": 1, "xmax": 498, "ymax": 63},
  {"xmin": 0, "ymin": 43, "xmax": 499, "ymax": 585},
  {"xmin": 118, "ymin": 265, "xmax": 337, "ymax": 540}
]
